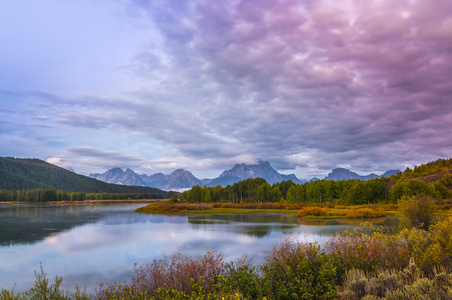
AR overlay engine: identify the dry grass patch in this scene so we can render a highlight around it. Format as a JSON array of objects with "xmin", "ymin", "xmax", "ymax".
[
  {"xmin": 341, "ymin": 208, "xmax": 386, "ymax": 219},
  {"xmin": 136, "ymin": 203, "xmax": 213, "ymax": 213},
  {"xmin": 297, "ymin": 206, "xmax": 387, "ymax": 219}
]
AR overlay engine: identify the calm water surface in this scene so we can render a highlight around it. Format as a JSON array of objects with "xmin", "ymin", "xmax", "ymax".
[{"xmin": 0, "ymin": 203, "xmax": 396, "ymax": 293}]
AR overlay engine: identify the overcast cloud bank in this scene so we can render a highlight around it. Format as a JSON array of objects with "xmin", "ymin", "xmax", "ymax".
[{"xmin": 0, "ymin": 0, "xmax": 451, "ymax": 179}]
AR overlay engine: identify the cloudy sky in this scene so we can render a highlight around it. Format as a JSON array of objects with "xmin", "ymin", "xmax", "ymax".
[{"xmin": 1, "ymin": 0, "xmax": 451, "ymax": 179}]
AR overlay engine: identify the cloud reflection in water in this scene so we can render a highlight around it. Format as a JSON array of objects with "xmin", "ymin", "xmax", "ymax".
[{"xmin": 0, "ymin": 205, "xmax": 361, "ymax": 293}]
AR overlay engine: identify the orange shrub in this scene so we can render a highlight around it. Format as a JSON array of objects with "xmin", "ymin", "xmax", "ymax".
[{"xmin": 297, "ymin": 206, "xmax": 329, "ymax": 217}]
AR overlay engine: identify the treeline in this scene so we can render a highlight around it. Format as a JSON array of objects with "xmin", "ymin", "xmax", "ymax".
[
  {"xmin": 182, "ymin": 158, "xmax": 452, "ymax": 205},
  {"xmin": 0, "ymin": 189, "xmax": 165, "ymax": 202}
]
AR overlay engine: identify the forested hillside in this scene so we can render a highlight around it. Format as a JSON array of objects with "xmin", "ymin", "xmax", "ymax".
[
  {"xmin": 181, "ymin": 158, "xmax": 452, "ymax": 205},
  {"xmin": 0, "ymin": 157, "xmax": 167, "ymax": 201}
]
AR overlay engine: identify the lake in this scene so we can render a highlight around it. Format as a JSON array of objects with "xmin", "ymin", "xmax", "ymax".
[{"xmin": 0, "ymin": 203, "xmax": 397, "ymax": 294}]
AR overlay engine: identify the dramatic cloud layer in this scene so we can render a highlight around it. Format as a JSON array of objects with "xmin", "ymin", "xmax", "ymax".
[{"xmin": 1, "ymin": 0, "xmax": 451, "ymax": 179}]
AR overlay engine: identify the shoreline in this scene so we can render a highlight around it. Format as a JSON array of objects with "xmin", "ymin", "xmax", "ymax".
[{"xmin": 0, "ymin": 198, "xmax": 170, "ymax": 206}]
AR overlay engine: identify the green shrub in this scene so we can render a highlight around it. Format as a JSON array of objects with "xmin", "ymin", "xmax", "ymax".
[
  {"xmin": 0, "ymin": 263, "xmax": 90, "ymax": 300},
  {"xmin": 398, "ymin": 195, "xmax": 436, "ymax": 230},
  {"xmin": 0, "ymin": 288, "xmax": 21, "ymax": 300},
  {"xmin": 219, "ymin": 258, "xmax": 263, "ymax": 299},
  {"xmin": 261, "ymin": 237, "xmax": 338, "ymax": 299},
  {"xmin": 400, "ymin": 216, "xmax": 452, "ymax": 274}
]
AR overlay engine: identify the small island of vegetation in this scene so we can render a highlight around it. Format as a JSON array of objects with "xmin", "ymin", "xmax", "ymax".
[{"xmin": 135, "ymin": 201, "xmax": 395, "ymax": 220}]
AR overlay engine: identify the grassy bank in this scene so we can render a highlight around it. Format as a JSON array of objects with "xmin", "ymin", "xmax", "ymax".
[
  {"xmin": 135, "ymin": 202, "xmax": 305, "ymax": 214},
  {"xmin": 135, "ymin": 202, "xmax": 400, "ymax": 220},
  {"xmin": 296, "ymin": 204, "xmax": 398, "ymax": 219},
  {"xmin": 0, "ymin": 198, "xmax": 170, "ymax": 206}
]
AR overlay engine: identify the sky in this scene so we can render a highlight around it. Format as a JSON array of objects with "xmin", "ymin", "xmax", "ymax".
[{"xmin": 1, "ymin": 0, "xmax": 451, "ymax": 180}]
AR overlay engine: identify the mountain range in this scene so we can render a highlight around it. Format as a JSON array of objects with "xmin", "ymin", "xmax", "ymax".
[
  {"xmin": 90, "ymin": 161, "xmax": 400, "ymax": 191},
  {"xmin": 206, "ymin": 161, "xmax": 304, "ymax": 187},
  {"xmin": 90, "ymin": 168, "xmax": 205, "ymax": 190},
  {"xmin": 324, "ymin": 168, "xmax": 400, "ymax": 181}
]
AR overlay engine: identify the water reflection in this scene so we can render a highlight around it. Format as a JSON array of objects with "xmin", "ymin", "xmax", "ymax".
[
  {"xmin": 0, "ymin": 204, "xmax": 152, "ymax": 246},
  {"xmin": 0, "ymin": 204, "xmax": 397, "ymax": 294},
  {"xmin": 187, "ymin": 214, "xmax": 299, "ymax": 238}
]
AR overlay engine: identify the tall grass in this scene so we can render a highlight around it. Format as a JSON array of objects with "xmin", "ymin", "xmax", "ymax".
[{"xmin": 337, "ymin": 261, "xmax": 452, "ymax": 299}]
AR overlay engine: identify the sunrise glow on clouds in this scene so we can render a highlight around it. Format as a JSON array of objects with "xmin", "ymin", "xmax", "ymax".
[{"xmin": 0, "ymin": 0, "xmax": 451, "ymax": 179}]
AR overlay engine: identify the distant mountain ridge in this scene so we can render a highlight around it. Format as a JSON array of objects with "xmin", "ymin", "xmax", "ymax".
[
  {"xmin": 324, "ymin": 168, "xmax": 400, "ymax": 181},
  {"xmin": 90, "ymin": 161, "xmax": 304, "ymax": 190},
  {"xmin": 90, "ymin": 162, "xmax": 400, "ymax": 191},
  {"xmin": 90, "ymin": 168, "xmax": 203, "ymax": 191},
  {"xmin": 93, "ymin": 167, "xmax": 148, "ymax": 186},
  {"xmin": 158, "ymin": 169, "xmax": 202, "ymax": 190},
  {"xmin": 207, "ymin": 161, "xmax": 304, "ymax": 187}
]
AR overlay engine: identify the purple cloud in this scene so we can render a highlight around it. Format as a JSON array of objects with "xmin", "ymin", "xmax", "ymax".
[{"xmin": 1, "ymin": 0, "xmax": 451, "ymax": 178}]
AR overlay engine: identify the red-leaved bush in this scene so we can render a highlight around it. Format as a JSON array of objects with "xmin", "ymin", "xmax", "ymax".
[{"xmin": 96, "ymin": 251, "xmax": 224, "ymax": 299}]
